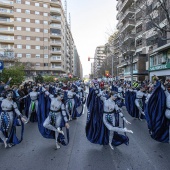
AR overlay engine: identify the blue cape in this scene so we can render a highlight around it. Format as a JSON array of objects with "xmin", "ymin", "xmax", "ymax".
[
  {"xmin": 37, "ymin": 92, "xmax": 69, "ymax": 146},
  {"xmin": 145, "ymin": 81, "xmax": 169, "ymax": 143}
]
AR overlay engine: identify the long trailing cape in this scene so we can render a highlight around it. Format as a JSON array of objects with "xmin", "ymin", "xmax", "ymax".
[
  {"xmin": 125, "ymin": 90, "xmax": 145, "ymax": 119},
  {"xmin": 86, "ymin": 88, "xmax": 129, "ymax": 146},
  {"xmin": 37, "ymin": 91, "xmax": 69, "ymax": 146},
  {"xmin": 145, "ymin": 81, "xmax": 169, "ymax": 143},
  {"xmin": 0, "ymin": 111, "xmax": 24, "ymax": 145}
]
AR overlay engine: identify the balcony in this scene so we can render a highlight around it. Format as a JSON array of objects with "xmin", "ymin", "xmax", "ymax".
[
  {"xmin": 50, "ymin": 7, "xmax": 61, "ymax": 14},
  {"xmin": 50, "ymin": 23, "xmax": 61, "ymax": 29},
  {"xmin": 0, "ymin": 18, "xmax": 13, "ymax": 25},
  {"xmin": 0, "ymin": 35, "xmax": 14, "ymax": 43},
  {"xmin": 50, "ymin": 16, "xmax": 61, "ymax": 22},
  {"xmin": 123, "ymin": 33, "xmax": 135, "ymax": 43},
  {"xmin": 51, "ymin": 56, "xmax": 62, "ymax": 62},
  {"xmin": 51, "ymin": 50, "xmax": 61, "ymax": 54},
  {"xmin": 0, "ymin": 0, "xmax": 13, "ymax": 7},
  {"xmin": 50, "ymin": 0, "xmax": 61, "ymax": 7},
  {"xmin": 51, "ymin": 65, "xmax": 62, "ymax": 70},
  {"xmin": 50, "ymin": 40, "xmax": 61, "ymax": 46},
  {"xmin": 50, "ymin": 33, "xmax": 62, "ymax": 38},
  {"xmin": 0, "ymin": 27, "xmax": 14, "ymax": 35},
  {"xmin": 119, "ymin": 0, "xmax": 133, "ymax": 13},
  {"xmin": 0, "ymin": 8, "xmax": 13, "ymax": 16},
  {"xmin": 121, "ymin": 19, "xmax": 135, "ymax": 33},
  {"xmin": 119, "ymin": 8, "xmax": 135, "ymax": 23}
]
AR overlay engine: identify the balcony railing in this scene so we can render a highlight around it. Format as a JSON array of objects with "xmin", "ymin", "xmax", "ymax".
[
  {"xmin": 50, "ymin": 0, "xmax": 60, "ymax": 5},
  {"xmin": 0, "ymin": 8, "xmax": 13, "ymax": 14},
  {"xmin": 0, "ymin": 36, "xmax": 14, "ymax": 40},
  {"xmin": 0, "ymin": 0, "xmax": 13, "ymax": 5},
  {"xmin": 121, "ymin": 19, "xmax": 135, "ymax": 32},
  {"xmin": 50, "ymin": 7, "xmax": 61, "ymax": 13},
  {"xmin": 0, "ymin": 27, "xmax": 14, "ymax": 32},
  {"xmin": 50, "ymin": 16, "xmax": 61, "ymax": 21},
  {"xmin": 119, "ymin": 8, "xmax": 135, "ymax": 23}
]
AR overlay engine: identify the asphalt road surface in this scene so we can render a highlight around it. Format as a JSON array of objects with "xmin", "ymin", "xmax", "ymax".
[{"xmin": 0, "ymin": 105, "xmax": 170, "ymax": 170}]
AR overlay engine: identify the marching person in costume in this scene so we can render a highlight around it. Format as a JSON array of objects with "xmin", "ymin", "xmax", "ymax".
[
  {"xmin": 20, "ymin": 86, "xmax": 40, "ymax": 123},
  {"xmin": 43, "ymin": 89, "xmax": 70, "ymax": 149},
  {"xmin": 0, "ymin": 91, "xmax": 27, "ymax": 148},
  {"xmin": 145, "ymin": 76, "xmax": 170, "ymax": 143},
  {"xmin": 95, "ymin": 90, "xmax": 133, "ymax": 149}
]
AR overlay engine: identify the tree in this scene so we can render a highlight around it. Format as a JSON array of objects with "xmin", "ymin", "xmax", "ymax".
[
  {"xmin": 35, "ymin": 74, "xmax": 44, "ymax": 83},
  {"xmin": 1, "ymin": 64, "xmax": 25, "ymax": 86}
]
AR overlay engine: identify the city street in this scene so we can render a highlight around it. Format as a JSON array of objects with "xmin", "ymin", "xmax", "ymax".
[{"xmin": 0, "ymin": 106, "xmax": 170, "ymax": 170}]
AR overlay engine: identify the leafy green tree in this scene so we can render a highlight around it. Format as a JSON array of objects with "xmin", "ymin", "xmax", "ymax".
[
  {"xmin": 1, "ymin": 65, "xmax": 25, "ymax": 86},
  {"xmin": 43, "ymin": 76, "xmax": 55, "ymax": 83},
  {"xmin": 35, "ymin": 74, "xmax": 44, "ymax": 83}
]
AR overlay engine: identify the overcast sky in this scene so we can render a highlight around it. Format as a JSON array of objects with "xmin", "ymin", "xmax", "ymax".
[{"xmin": 61, "ymin": 0, "xmax": 118, "ymax": 76}]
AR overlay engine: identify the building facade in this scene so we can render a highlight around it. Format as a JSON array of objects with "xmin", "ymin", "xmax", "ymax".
[
  {"xmin": 0, "ymin": 0, "xmax": 80, "ymax": 77},
  {"xmin": 115, "ymin": 0, "xmax": 170, "ymax": 81},
  {"xmin": 93, "ymin": 45, "xmax": 106, "ymax": 78}
]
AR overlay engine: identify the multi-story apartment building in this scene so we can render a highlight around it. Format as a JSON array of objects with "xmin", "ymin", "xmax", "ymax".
[
  {"xmin": 93, "ymin": 45, "xmax": 106, "ymax": 78},
  {"xmin": 116, "ymin": 0, "xmax": 148, "ymax": 81},
  {"xmin": 116, "ymin": 0, "xmax": 170, "ymax": 81},
  {"xmin": 0, "ymin": 0, "xmax": 79, "ymax": 76},
  {"xmin": 73, "ymin": 45, "xmax": 83, "ymax": 78}
]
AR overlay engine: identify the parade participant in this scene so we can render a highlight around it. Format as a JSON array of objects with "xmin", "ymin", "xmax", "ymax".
[
  {"xmin": 65, "ymin": 84, "xmax": 83, "ymax": 120},
  {"xmin": 18, "ymin": 85, "xmax": 26, "ymax": 113},
  {"xmin": 0, "ymin": 77, "xmax": 12, "ymax": 94},
  {"xmin": 134, "ymin": 86, "xmax": 146, "ymax": 120},
  {"xmin": 96, "ymin": 90, "xmax": 133, "ymax": 149},
  {"xmin": 20, "ymin": 86, "xmax": 40, "ymax": 122},
  {"xmin": 0, "ymin": 91, "xmax": 27, "ymax": 148},
  {"xmin": 41, "ymin": 89, "xmax": 69, "ymax": 149},
  {"xmin": 145, "ymin": 76, "xmax": 170, "ymax": 143}
]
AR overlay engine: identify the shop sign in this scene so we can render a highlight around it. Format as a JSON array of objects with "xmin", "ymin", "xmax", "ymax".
[{"xmin": 149, "ymin": 63, "xmax": 170, "ymax": 71}]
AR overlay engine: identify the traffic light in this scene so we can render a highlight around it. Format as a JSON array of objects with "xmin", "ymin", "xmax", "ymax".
[{"xmin": 88, "ymin": 57, "xmax": 90, "ymax": 61}]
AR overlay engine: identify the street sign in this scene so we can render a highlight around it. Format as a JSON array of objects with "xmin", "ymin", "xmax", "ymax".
[{"xmin": 0, "ymin": 61, "xmax": 4, "ymax": 70}]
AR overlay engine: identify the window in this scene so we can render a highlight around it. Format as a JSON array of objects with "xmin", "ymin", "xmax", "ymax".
[
  {"xmin": 35, "ymin": 3, "xmax": 39, "ymax": 6},
  {"xmin": 36, "ymin": 54, "xmax": 40, "ymax": 58},
  {"xmin": 36, "ymin": 46, "xmax": 40, "ymax": 49},
  {"xmin": 16, "ymin": 9, "xmax": 21, "ymax": 13},
  {"xmin": 44, "ymin": 46, "xmax": 48, "ymax": 50},
  {"xmin": 44, "ymin": 63, "xmax": 48, "ymax": 67},
  {"xmin": 43, "ymin": 4, "xmax": 48, "ymax": 8},
  {"xmin": 16, "ymin": 18, "xmax": 21, "ymax": 22},
  {"xmin": 35, "ymin": 20, "xmax": 40, "ymax": 24},
  {"xmin": 36, "ymin": 63, "xmax": 40, "ymax": 66},
  {"xmin": 17, "ymin": 53, "xmax": 22, "ymax": 57},
  {"xmin": 16, "ymin": 0, "xmax": 21, "ymax": 3},
  {"xmin": 43, "ymin": 13, "xmax": 48, "ymax": 17},
  {"xmin": 26, "ymin": 54, "xmax": 31, "ymax": 58},
  {"xmin": 44, "ymin": 21, "xmax": 48, "ymax": 25},
  {"xmin": 17, "ymin": 45, "xmax": 22, "ymax": 49},
  {"xmin": 35, "ymin": 28, "xmax": 40, "ymax": 32},
  {"xmin": 16, "ymin": 27, "xmax": 21, "ymax": 30},
  {"xmin": 25, "ymin": 1, "xmax": 30, "ymax": 5},
  {"xmin": 25, "ymin": 10, "xmax": 30, "ymax": 14},
  {"xmin": 136, "ymin": 25, "xmax": 142, "ymax": 33},
  {"xmin": 26, "ymin": 28, "xmax": 30, "ymax": 31},
  {"xmin": 136, "ymin": 38, "xmax": 142, "ymax": 47},
  {"xmin": 26, "ymin": 45, "xmax": 30, "ymax": 49},
  {"xmin": 44, "ymin": 54, "xmax": 48, "ymax": 58},
  {"xmin": 36, "ymin": 37, "xmax": 40, "ymax": 41},
  {"xmin": 35, "ymin": 11, "xmax": 40, "ymax": 15},
  {"xmin": 17, "ymin": 35, "xmax": 22, "ymax": 39},
  {"xmin": 44, "ymin": 38, "xmax": 48, "ymax": 41},
  {"xmin": 26, "ymin": 19, "xmax": 30, "ymax": 23},
  {"xmin": 44, "ymin": 29, "xmax": 48, "ymax": 33},
  {"xmin": 26, "ymin": 36, "xmax": 30, "ymax": 40}
]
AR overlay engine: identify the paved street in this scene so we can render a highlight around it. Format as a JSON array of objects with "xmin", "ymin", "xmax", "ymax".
[{"xmin": 0, "ymin": 105, "xmax": 170, "ymax": 170}]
